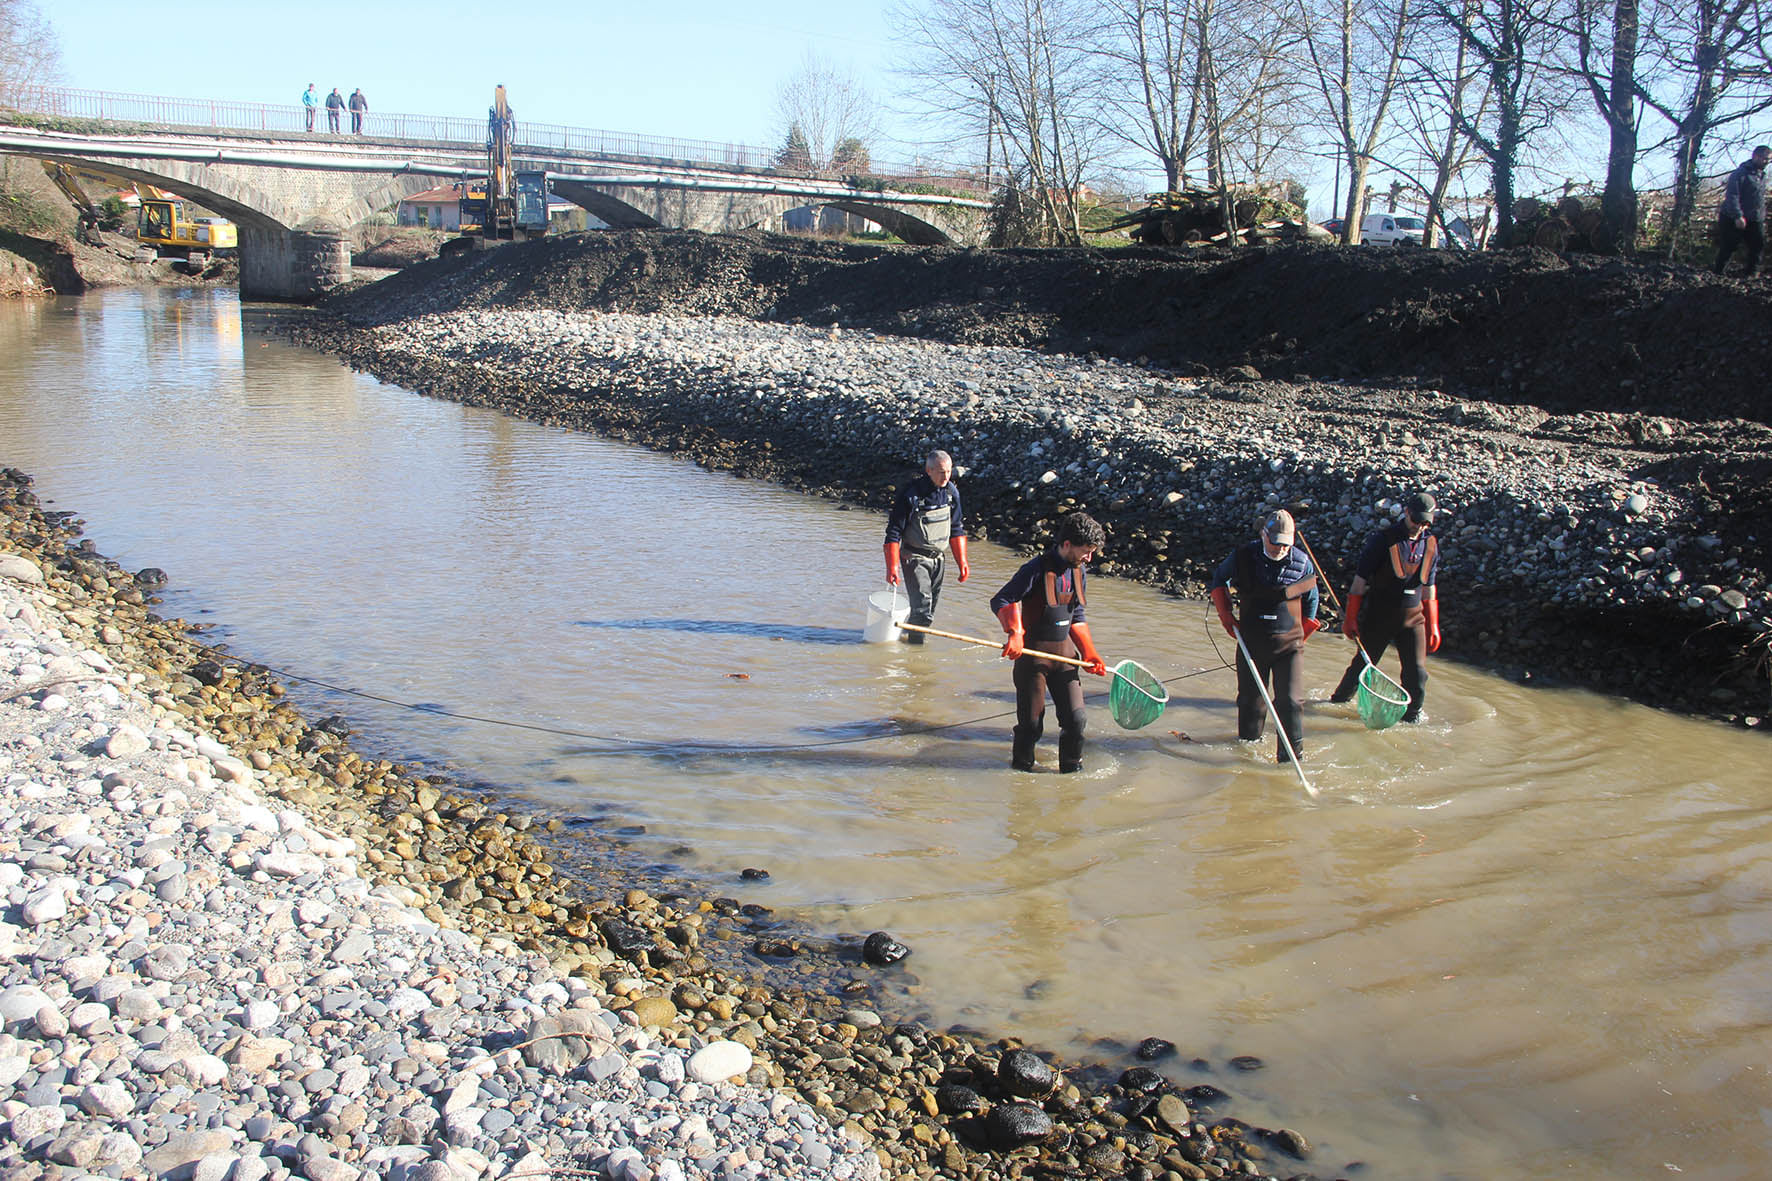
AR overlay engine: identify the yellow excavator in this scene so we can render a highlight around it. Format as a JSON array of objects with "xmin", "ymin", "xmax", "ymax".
[
  {"xmin": 40, "ymin": 162, "xmax": 110, "ymax": 244},
  {"xmin": 446, "ymin": 85, "xmax": 549, "ymax": 253},
  {"xmin": 133, "ymin": 183, "xmax": 237, "ymax": 265}
]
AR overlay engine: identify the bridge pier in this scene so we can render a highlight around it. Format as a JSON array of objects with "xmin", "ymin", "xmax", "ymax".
[{"xmin": 238, "ymin": 226, "xmax": 351, "ymax": 301}]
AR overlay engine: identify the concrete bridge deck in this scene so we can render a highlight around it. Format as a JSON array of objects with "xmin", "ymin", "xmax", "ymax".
[{"xmin": 1, "ymin": 87, "xmax": 990, "ymax": 298}]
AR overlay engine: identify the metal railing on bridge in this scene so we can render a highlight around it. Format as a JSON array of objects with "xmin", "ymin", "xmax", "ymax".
[{"xmin": 0, "ymin": 85, "xmax": 986, "ymax": 195}]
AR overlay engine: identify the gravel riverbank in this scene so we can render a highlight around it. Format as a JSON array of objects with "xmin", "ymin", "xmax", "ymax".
[
  {"xmin": 299, "ymin": 237, "xmax": 1772, "ymax": 725},
  {"xmin": 2, "ymin": 472, "xmax": 1324, "ymax": 1181}
]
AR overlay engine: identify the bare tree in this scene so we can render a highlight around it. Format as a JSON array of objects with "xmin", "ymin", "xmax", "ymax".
[
  {"xmin": 1422, "ymin": 0, "xmax": 1580, "ymax": 245},
  {"xmin": 893, "ymin": 0, "xmax": 1111, "ymax": 243},
  {"xmin": 774, "ymin": 52, "xmax": 879, "ymax": 175},
  {"xmin": 1295, "ymin": 0, "xmax": 1416, "ymax": 242},
  {"xmin": 1563, "ymin": 0, "xmax": 1644, "ymax": 250},
  {"xmin": 1635, "ymin": 0, "xmax": 1772, "ymax": 253},
  {"xmin": 0, "ymin": 0, "xmax": 63, "ymax": 107},
  {"xmin": 1096, "ymin": 0, "xmax": 1204, "ymax": 191},
  {"xmin": 1395, "ymin": 0, "xmax": 1494, "ymax": 245},
  {"xmin": 1189, "ymin": 0, "xmax": 1312, "ymax": 235}
]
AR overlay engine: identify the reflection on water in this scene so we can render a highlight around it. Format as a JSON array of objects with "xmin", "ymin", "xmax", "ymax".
[{"xmin": 4, "ymin": 289, "xmax": 1771, "ymax": 1179}]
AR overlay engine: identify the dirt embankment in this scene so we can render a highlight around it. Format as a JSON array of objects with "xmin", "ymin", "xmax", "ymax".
[{"xmin": 311, "ymin": 231, "xmax": 1772, "ymax": 726}]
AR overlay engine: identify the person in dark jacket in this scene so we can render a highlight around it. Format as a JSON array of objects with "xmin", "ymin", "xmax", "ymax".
[
  {"xmin": 1329, "ymin": 493, "xmax": 1443, "ymax": 722},
  {"xmin": 1715, "ymin": 145, "xmax": 1770, "ymax": 277},
  {"xmin": 990, "ymin": 513, "xmax": 1108, "ymax": 773},
  {"xmin": 347, "ymin": 88, "xmax": 368, "ymax": 134},
  {"xmin": 1210, "ymin": 509, "xmax": 1320, "ymax": 764},
  {"xmin": 883, "ymin": 450, "xmax": 969, "ymax": 643},
  {"xmin": 324, "ymin": 88, "xmax": 345, "ymax": 133}
]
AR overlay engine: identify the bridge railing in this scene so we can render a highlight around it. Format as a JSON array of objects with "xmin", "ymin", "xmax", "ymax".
[{"xmin": 1, "ymin": 85, "xmax": 985, "ymax": 193}]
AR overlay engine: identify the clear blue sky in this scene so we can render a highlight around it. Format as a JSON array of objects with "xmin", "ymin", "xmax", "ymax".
[{"xmin": 54, "ymin": 1, "xmax": 916, "ymax": 159}]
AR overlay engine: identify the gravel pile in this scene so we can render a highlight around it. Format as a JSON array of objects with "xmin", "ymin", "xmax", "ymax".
[
  {"xmin": 0, "ymin": 555, "xmax": 882, "ymax": 1181},
  {"xmin": 298, "ymin": 305, "xmax": 1772, "ymax": 726}
]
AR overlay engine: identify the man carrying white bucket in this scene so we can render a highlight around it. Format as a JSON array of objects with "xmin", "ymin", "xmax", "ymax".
[{"xmin": 883, "ymin": 450, "xmax": 970, "ymax": 643}]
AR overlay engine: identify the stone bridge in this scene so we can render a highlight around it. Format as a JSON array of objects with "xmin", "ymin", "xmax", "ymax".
[{"xmin": 0, "ymin": 121, "xmax": 989, "ymax": 299}]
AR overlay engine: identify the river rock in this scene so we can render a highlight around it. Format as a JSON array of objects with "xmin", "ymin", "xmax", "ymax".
[
  {"xmin": 998, "ymin": 1049, "xmax": 1058, "ymax": 1099},
  {"xmin": 686, "ymin": 1041, "xmax": 753, "ymax": 1083},
  {"xmin": 862, "ymin": 931, "xmax": 909, "ymax": 965},
  {"xmin": 986, "ymin": 1101, "xmax": 1053, "ymax": 1148}
]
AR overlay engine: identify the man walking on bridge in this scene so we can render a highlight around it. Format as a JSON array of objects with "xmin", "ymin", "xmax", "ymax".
[{"xmin": 348, "ymin": 89, "xmax": 368, "ymax": 134}]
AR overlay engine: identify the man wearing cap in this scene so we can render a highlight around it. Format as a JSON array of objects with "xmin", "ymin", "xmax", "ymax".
[
  {"xmin": 1210, "ymin": 509, "xmax": 1321, "ymax": 764},
  {"xmin": 1329, "ymin": 493, "xmax": 1443, "ymax": 722},
  {"xmin": 883, "ymin": 450, "xmax": 969, "ymax": 643}
]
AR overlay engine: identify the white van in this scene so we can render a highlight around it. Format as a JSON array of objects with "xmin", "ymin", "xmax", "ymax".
[{"xmin": 1360, "ymin": 212, "xmax": 1427, "ymax": 246}]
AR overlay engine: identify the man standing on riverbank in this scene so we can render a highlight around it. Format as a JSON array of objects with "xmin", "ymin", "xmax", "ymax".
[
  {"xmin": 1211, "ymin": 509, "xmax": 1321, "ymax": 764},
  {"xmin": 884, "ymin": 450, "xmax": 969, "ymax": 644},
  {"xmin": 992, "ymin": 513, "xmax": 1109, "ymax": 773},
  {"xmin": 1330, "ymin": 493, "xmax": 1442, "ymax": 723},
  {"xmin": 1715, "ymin": 145, "xmax": 1769, "ymax": 277},
  {"xmin": 348, "ymin": 88, "xmax": 368, "ymax": 134}
]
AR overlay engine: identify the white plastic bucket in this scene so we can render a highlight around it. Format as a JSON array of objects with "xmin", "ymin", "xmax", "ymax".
[{"xmin": 862, "ymin": 589, "xmax": 911, "ymax": 643}]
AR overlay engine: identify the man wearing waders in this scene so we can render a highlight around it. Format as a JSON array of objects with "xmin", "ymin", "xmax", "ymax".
[
  {"xmin": 991, "ymin": 513, "xmax": 1109, "ymax": 773},
  {"xmin": 884, "ymin": 450, "xmax": 969, "ymax": 643},
  {"xmin": 1330, "ymin": 492, "xmax": 1442, "ymax": 723},
  {"xmin": 1210, "ymin": 509, "xmax": 1321, "ymax": 764}
]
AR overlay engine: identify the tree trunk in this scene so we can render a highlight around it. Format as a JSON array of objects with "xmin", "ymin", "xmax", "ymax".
[{"xmin": 1599, "ymin": 0, "xmax": 1640, "ymax": 253}]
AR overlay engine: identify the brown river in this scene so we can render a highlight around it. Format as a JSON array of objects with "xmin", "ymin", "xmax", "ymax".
[{"xmin": 4, "ymin": 289, "xmax": 1770, "ymax": 1179}]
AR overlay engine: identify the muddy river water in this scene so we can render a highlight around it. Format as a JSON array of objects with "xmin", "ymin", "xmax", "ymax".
[{"xmin": 5, "ymin": 289, "xmax": 1770, "ymax": 1178}]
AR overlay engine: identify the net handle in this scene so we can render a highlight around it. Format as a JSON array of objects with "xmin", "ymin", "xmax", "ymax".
[{"xmin": 1296, "ymin": 531, "xmax": 1376, "ymax": 664}]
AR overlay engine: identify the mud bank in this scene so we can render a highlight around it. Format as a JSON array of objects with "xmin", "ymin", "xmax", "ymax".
[
  {"xmin": 2, "ymin": 468, "xmax": 1328, "ymax": 1180},
  {"xmin": 298, "ymin": 236, "xmax": 1772, "ymax": 727}
]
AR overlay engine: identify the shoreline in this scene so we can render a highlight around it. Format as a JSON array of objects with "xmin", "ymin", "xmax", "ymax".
[
  {"xmin": 292, "ymin": 296, "xmax": 1772, "ymax": 730},
  {"xmin": 2, "ymin": 471, "xmax": 1317, "ymax": 1180}
]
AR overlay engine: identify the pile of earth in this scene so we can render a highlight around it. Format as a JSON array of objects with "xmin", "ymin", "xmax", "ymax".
[
  {"xmin": 0, "ymin": 227, "xmax": 236, "ymax": 295},
  {"xmin": 327, "ymin": 228, "xmax": 1772, "ymax": 425}
]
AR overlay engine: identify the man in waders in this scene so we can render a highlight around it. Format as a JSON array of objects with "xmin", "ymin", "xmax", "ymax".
[
  {"xmin": 884, "ymin": 450, "xmax": 969, "ymax": 643},
  {"xmin": 1330, "ymin": 492, "xmax": 1442, "ymax": 722},
  {"xmin": 1210, "ymin": 509, "xmax": 1321, "ymax": 764},
  {"xmin": 991, "ymin": 513, "xmax": 1109, "ymax": 773}
]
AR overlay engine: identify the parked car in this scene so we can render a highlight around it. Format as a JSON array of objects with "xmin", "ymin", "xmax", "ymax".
[
  {"xmin": 1320, "ymin": 217, "xmax": 1345, "ymax": 237},
  {"xmin": 1360, "ymin": 212, "xmax": 1427, "ymax": 246}
]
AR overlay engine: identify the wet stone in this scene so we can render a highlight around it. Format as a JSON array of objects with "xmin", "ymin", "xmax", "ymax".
[
  {"xmin": 986, "ymin": 1101, "xmax": 1053, "ymax": 1149},
  {"xmin": 861, "ymin": 931, "xmax": 909, "ymax": 966},
  {"xmin": 998, "ymin": 1048, "xmax": 1058, "ymax": 1099}
]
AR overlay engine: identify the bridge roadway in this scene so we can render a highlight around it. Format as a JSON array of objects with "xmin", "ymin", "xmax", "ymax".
[{"xmin": 0, "ymin": 120, "xmax": 989, "ymax": 299}]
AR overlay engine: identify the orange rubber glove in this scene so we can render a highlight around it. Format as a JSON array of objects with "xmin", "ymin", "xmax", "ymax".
[
  {"xmin": 884, "ymin": 541, "xmax": 901, "ymax": 585},
  {"xmin": 1072, "ymin": 623, "xmax": 1108, "ymax": 677},
  {"xmin": 1342, "ymin": 593, "xmax": 1364, "ymax": 641},
  {"xmin": 949, "ymin": 535, "xmax": 970, "ymax": 582},
  {"xmin": 1209, "ymin": 587, "xmax": 1237, "ymax": 637},
  {"xmin": 1302, "ymin": 617, "xmax": 1321, "ymax": 640},
  {"xmin": 1425, "ymin": 598, "xmax": 1442, "ymax": 654},
  {"xmin": 996, "ymin": 602, "xmax": 1024, "ymax": 660}
]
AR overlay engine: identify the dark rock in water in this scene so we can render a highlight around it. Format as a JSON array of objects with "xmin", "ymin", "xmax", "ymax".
[
  {"xmin": 1229, "ymin": 1054, "xmax": 1264, "ymax": 1071},
  {"xmin": 862, "ymin": 931, "xmax": 909, "ymax": 965},
  {"xmin": 315, "ymin": 714, "xmax": 352, "ymax": 736},
  {"xmin": 1136, "ymin": 1037, "xmax": 1177, "ymax": 1060},
  {"xmin": 188, "ymin": 659, "xmax": 226, "ymax": 686},
  {"xmin": 739, "ymin": 867, "xmax": 770, "ymax": 881},
  {"xmin": 753, "ymin": 938, "xmax": 801, "ymax": 957},
  {"xmin": 1189, "ymin": 1057, "xmax": 1213, "ymax": 1072},
  {"xmin": 597, "ymin": 918, "xmax": 653, "ymax": 959},
  {"xmin": 998, "ymin": 1048, "xmax": 1058, "ymax": 1099},
  {"xmin": 1118, "ymin": 1066, "xmax": 1166, "ymax": 1093},
  {"xmin": 739, "ymin": 903, "xmax": 772, "ymax": 917},
  {"xmin": 1183, "ymin": 1083, "xmax": 1230, "ymax": 1109},
  {"xmin": 1260, "ymin": 1127, "xmax": 1312, "ymax": 1159},
  {"xmin": 134, "ymin": 567, "xmax": 168, "ymax": 588},
  {"xmin": 935, "ymin": 1084, "xmax": 988, "ymax": 1116},
  {"xmin": 986, "ymin": 1101, "xmax": 1052, "ymax": 1149}
]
